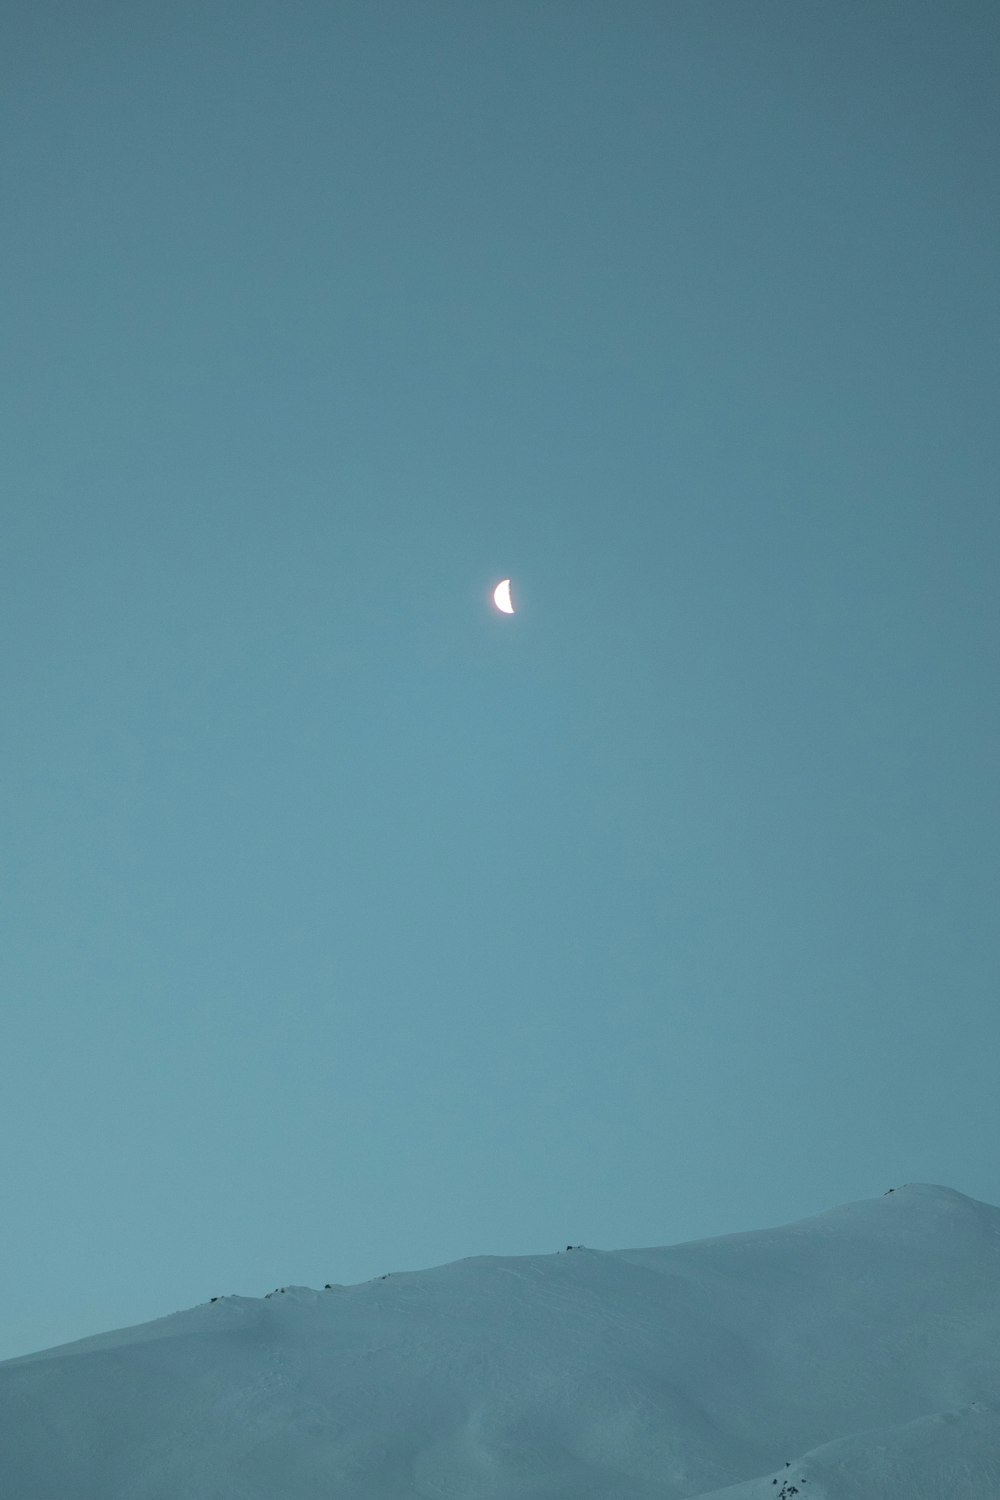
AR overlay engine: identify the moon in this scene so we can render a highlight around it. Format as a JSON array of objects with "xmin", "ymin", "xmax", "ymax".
[{"xmin": 493, "ymin": 579, "xmax": 515, "ymax": 614}]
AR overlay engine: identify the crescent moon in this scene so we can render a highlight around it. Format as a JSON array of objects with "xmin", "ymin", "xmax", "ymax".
[{"xmin": 493, "ymin": 579, "xmax": 515, "ymax": 614}]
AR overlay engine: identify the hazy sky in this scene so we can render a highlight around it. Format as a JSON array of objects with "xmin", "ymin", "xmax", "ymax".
[{"xmin": 2, "ymin": 1, "xmax": 998, "ymax": 1362}]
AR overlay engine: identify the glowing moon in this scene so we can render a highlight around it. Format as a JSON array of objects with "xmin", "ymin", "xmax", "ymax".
[{"xmin": 493, "ymin": 579, "xmax": 515, "ymax": 614}]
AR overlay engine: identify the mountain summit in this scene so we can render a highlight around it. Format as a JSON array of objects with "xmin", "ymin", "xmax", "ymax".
[{"xmin": 3, "ymin": 1184, "xmax": 999, "ymax": 1498}]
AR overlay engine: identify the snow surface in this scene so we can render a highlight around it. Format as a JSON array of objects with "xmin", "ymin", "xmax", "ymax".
[{"xmin": 2, "ymin": 1184, "xmax": 999, "ymax": 1498}]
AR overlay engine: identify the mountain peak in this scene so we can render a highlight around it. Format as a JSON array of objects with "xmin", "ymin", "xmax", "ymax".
[{"xmin": 3, "ymin": 1186, "xmax": 998, "ymax": 1499}]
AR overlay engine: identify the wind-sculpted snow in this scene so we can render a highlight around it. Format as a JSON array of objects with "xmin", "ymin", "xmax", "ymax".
[{"xmin": 2, "ymin": 1184, "xmax": 999, "ymax": 1498}]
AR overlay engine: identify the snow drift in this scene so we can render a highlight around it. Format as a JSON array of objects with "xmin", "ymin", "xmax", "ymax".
[{"xmin": 2, "ymin": 1183, "xmax": 999, "ymax": 1498}]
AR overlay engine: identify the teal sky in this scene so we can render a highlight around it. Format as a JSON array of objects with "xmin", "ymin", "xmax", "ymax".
[{"xmin": 2, "ymin": 1, "xmax": 998, "ymax": 1361}]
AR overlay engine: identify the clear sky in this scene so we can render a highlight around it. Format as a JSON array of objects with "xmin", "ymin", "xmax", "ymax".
[{"xmin": 2, "ymin": 1, "xmax": 998, "ymax": 1363}]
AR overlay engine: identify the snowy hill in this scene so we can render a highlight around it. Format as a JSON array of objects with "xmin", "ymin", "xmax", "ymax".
[{"xmin": 2, "ymin": 1184, "xmax": 999, "ymax": 1499}]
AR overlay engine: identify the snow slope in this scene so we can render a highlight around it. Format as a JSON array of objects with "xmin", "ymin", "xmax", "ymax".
[{"xmin": 2, "ymin": 1184, "xmax": 998, "ymax": 1499}]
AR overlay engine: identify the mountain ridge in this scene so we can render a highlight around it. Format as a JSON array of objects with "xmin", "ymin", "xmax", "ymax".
[{"xmin": 2, "ymin": 1183, "xmax": 998, "ymax": 1498}]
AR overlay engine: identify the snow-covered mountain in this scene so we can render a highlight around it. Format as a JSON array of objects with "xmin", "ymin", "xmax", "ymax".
[{"xmin": 2, "ymin": 1184, "xmax": 999, "ymax": 1499}]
